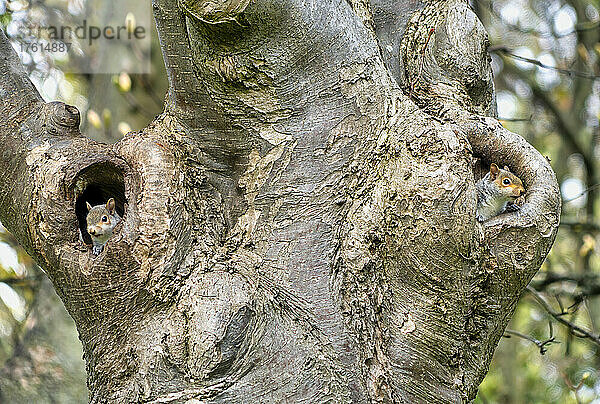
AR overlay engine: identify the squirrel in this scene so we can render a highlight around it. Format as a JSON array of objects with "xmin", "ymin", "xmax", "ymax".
[
  {"xmin": 85, "ymin": 198, "xmax": 120, "ymax": 255},
  {"xmin": 476, "ymin": 163, "xmax": 525, "ymax": 222}
]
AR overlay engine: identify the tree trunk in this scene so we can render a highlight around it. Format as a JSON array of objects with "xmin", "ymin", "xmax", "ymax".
[{"xmin": 0, "ymin": 0, "xmax": 561, "ymax": 402}]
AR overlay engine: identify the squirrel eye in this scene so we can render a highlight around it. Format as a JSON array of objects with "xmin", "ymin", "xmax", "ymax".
[
  {"xmin": 101, "ymin": 216, "xmax": 108, "ymax": 222},
  {"xmin": 502, "ymin": 178, "xmax": 511, "ymax": 186}
]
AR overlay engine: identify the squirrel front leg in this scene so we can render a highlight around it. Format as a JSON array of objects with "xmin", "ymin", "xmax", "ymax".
[{"xmin": 92, "ymin": 243, "xmax": 104, "ymax": 255}]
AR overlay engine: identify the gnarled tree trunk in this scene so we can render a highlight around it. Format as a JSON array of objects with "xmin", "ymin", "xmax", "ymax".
[{"xmin": 0, "ymin": 0, "xmax": 560, "ymax": 402}]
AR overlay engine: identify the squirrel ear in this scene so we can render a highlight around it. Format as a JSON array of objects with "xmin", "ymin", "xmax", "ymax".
[
  {"xmin": 86, "ymin": 201, "xmax": 92, "ymax": 211},
  {"xmin": 490, "ymin": 163, "xmax": 499, "ymax": 179},
  {"xmin": 503, "ymin": 165, "xmax": 510, "ymax": 172},
  {"xmin": 106, "ymin": 198, "xmax": 115, "ymax": 213}
]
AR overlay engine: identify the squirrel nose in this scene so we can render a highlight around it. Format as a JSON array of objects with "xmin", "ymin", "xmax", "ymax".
[{"xmin": 88, "ymin": 227, "xmax": 96, "ymax": 236}]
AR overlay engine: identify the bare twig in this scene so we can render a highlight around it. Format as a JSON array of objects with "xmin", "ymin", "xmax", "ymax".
[
  {"xmin": 526, "ymin": 286, "xmax": 600, "ymax": 346},
  {"xmin": 563, "ymin": 184, "xmax": 600, "ymax": 204},
  {"xmin": 530, "ymin": 271, "xmax": 600, "ymax": 289},
  {"xmin": 503, "ymin": 329, "xmax": 557, "ymax": 355},
  {"xmin": 489, "ymin": 46, "xmax": 600, "ymax": 80},
  {"xmin": 499, "ymin": 59, "xmax": 596, "ymax": 189},
  {"xmin": 498, "ymin": 116, "xmax": 532, "ymax": 122},
  {"xmin": 561, "ymin": 371, "xmax": 589, "ymax": 404},
  {"xmin": 0, "ymin": 275, "xmax": 43, "ymax": 286}
]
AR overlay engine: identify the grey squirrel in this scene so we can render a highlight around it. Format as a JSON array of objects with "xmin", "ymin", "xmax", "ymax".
[
  {"xmin": 86, "ymin": 198, "xmax": 120, "ymax": 255},
  {"xmin": 476, "ymin": 164, "xmax": 525, "ymax": 222}
]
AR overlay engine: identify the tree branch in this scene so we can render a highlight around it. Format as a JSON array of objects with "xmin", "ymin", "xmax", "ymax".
[
  {"xmin": 0, "ymin": 2, "xmax": 568, "ymax": 401},
  {"xmin": 0, "ymin": 29, "xmax": 134, "ymax": 283},
  {"xmin": 526, "ymin": 286, "xmax": 600, "ymax": 346},
  {"xmin": 0, "ymin": 29, "xmax": 65, "ymax": 257},
  {"xmin": 489, "ymin": 46, "xmax": 600, "ymax": 80},
  {"xmin": 503, "ymin": 329, "xmax": 557, "ymax": 355},
  {"xmin": 501, "ymin": 57, "xmax": 598, "ymax": 217},
  {"xmin": 152, "ymin": 0, "xmax": 224, "ymax": 127},
  {"xmin": 531, "ymin": 271, "xmax": 600, "ymax": 289},
  {"xmin": 501, "ymin": 59, "xmax": 593, "ymax": 169}
]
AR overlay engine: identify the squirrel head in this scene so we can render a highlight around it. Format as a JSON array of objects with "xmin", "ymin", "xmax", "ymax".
[
  {"xmin": 86, "ymin": 198, "xmax": 117, "ymax": 237},
  {"xmin": 489, "ymin": 164, "xmax": 525, "ymax": 199}
]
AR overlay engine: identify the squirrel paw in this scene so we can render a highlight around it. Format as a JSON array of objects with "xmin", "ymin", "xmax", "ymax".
[
  {"xmin": 505, "ymin": 203, "xmax": 521, "ymax": 213},
  {"xmin": 92, "ymin": 245, "xmax": 104, "ymax": 255}
]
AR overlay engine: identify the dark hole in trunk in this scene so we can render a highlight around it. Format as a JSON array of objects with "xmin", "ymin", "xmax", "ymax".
[{"xmin": 73, "ymin": 163, "xmax": 125, "ymax": 245}]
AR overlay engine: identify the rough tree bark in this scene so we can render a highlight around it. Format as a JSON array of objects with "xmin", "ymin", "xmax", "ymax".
[{"xmin": 0, "ymin": 0, "xmax": 560, "ymax": 402}]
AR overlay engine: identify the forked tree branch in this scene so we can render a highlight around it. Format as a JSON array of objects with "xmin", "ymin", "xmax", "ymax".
[{"xmin": 527, "ymin": 286, "xmax": 600, "ymax": 346}]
